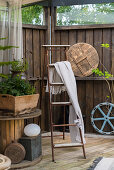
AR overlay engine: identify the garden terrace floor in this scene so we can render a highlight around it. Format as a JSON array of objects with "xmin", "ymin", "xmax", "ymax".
[{"xmin": 17, "ymin": 133, "xmax": 114, "ymax": 170}]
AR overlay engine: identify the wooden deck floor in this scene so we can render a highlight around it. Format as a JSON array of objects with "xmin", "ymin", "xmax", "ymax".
[{"xmin": 22, "ymin": 133, "xmax": 114, "ymax": 170}]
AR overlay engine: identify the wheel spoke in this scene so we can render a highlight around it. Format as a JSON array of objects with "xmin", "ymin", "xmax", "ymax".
[
  {"xmin": 107, "ymin": 105, "xmax": 112, "ymax": 117},
  {"xmin": 107, "ymin": 120, "xmax": 114, "ymax": 130},
  {"xmin": 98, "ymin": 107, "xmax": 106, "ymax": 117},
  {"xmin": 101, "ymin": 120, "xmax": 107, "ymax": 131},
  {"xmin": 93, "ymin": 118, "xmax": 105, "ymax": 121},
  {"xmin": 109, "ymin": 117, "xmax": 114, "ymax": 120}
]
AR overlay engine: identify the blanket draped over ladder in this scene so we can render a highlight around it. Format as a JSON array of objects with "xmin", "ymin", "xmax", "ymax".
[{"xmin": 46, "ymin": 61, "xmax": 86, "ymax": 144}]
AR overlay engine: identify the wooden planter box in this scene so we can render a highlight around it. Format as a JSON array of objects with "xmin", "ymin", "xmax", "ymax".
[{"xmin": 0, "ymin": 94, "xmax": 39, "ymax": 116}]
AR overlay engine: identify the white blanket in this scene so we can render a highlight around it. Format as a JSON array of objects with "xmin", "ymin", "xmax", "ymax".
[
  {"xmin": 46, "ymin": 61, "xmax": 86, "ymax": 144},
  {"xmin": 94, "ymin": 158, "xmax": 114, "ymax": 170}
]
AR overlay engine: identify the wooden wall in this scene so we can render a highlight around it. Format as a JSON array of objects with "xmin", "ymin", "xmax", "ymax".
[
  {"xmin": 22, "ymin": 24, "xmax": 47, "ymax": 128},
  {"xmin": 22, "ymin": 24, "xmax": 114, "ymax": 133},
  {"xmin": 53, "ymin": 25, "xmax": 114, "ymax": 133}
]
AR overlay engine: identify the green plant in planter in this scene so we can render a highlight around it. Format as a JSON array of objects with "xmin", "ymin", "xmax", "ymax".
[
  {"xmin": 10, "ymin": 60, "xmax": 28, "ymax": 73},
  {"xmin": 0, "ymin": 75, "xmax": 35, "ymax": 96},
  {"xmin": 0, "ymin": 37, "xmax": 35, "ymax": 96}
]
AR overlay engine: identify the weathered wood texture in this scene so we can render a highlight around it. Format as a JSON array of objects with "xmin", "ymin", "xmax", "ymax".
[
  {"xmin": 23, "ymin": 26, "xmax": 46, "ymax": 128},
  {"xmin": 52, "ymin": 28, "xmax": 114, "ymax": 133},
  {"xmin": 21, "ymin": 133, "xmax": 114, "ymax": 170},
  {"xmin": 22, "ymin": 24, "xmax": 114, "ymax": 133},
  {"xmin": 0, "ymin": 119, "xmax": 24, "ymax": 153},
  {"xmin": 66, "ymin": 43, "xmax": 99, "ymax": 77}
]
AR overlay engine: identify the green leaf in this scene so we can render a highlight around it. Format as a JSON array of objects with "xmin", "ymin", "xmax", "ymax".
[
  {"xmin": 101, "ymin": 43, "xmax": 110, "ymax": 48},
  {"xmin": 0, "ymin": 61, "xmax": 17, "ymax": 67},
  {"xmin": 0, "ymin": 73, "xmax": 8, "ymax": 79}
]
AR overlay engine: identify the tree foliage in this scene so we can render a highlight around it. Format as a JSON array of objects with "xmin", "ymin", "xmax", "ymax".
[
  {"xmin": 22, "ymin": 3, "xmax": 114, "ymax": 25},
  {"xmin": 22, "ymin": 5, "xmax": 43, "ymax": 25},
  {"xmin": 57, "ymin": 3, "xmax": 114, "ymax": 25}
]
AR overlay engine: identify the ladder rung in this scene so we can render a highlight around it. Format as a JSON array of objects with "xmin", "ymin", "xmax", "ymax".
[
  {"xmin": 54, "ymin": 143, "xmax": 83, "ymax": 148},
  {"xmin": 51, "ymin": 102, "xmax": 72, "ymax": 106},
  {"xmin": 53, "ymin": 124, "xmax": 77, "ymax": 127},
  {"xmin": 49, "ymin": 83, "xmax": 64, "ymax": 86}
]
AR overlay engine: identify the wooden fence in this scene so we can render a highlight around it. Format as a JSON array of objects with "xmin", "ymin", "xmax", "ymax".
[{"xmin": 22, "ymin": 23, "xmax": 114, "ymax": 133}]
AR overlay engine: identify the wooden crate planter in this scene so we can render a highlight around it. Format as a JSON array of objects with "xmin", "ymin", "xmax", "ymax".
[{"xmin": 0, "ymin": 94, "xmax": 39, "ymax": 116}]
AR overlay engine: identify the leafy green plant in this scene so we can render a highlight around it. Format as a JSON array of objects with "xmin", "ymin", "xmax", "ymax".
[
  {"xmin": 92, "ymin": 43, "xmax": 114, "ymax": 101},
  {"xmin": 0, "ymin": 37, "xmax": 28, "ymax": 78},
  {"xmin": 0, "ymin": 37, "xmax": 19, "ymax": 78},
  {"xmin": 92, "ymin": 68, "xmax": 113, "ymax": 79},
  {"xmin": 10, "ymin": 60, "xmax": 28, "ymax": 73},
  {"xmin": 0, "ymin": 37, "xmax": 36, "ymax": 96},
  {"xmin": 0, "ymin": 75, "xmax": 35, "ymax": 96}
]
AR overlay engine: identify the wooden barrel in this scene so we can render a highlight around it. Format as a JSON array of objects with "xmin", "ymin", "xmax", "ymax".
[{"xmin": 0, "ymin": 119, "xmax": 24, "ymax": 153}]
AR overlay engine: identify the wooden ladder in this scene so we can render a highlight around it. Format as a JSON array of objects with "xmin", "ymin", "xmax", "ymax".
[{"xmin": 42, "ymin": 45, "xmax": 86, "ymax": 162}]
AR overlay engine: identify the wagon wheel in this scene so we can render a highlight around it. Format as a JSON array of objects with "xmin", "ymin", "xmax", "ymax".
[{"xmin": 91, "ymin": 102, "xmax": 114, "ymax": 135}]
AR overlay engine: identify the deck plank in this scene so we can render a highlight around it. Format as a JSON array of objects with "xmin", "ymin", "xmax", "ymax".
[{"xmin": 20, "ymin": 133, "xmax": 114, "ymax": 170}]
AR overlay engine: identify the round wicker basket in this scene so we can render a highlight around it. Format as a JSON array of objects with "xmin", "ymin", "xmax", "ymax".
[
  {"xmin": 4, "ymin": 142, "xmax": 26, "ymax": 164},
  {"xmin": 66, "ymin": 43, "xmax": 99, "ymax": 77}
]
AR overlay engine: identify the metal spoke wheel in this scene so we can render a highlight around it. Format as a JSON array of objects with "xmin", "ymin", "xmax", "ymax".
[{"xmin": 91, "ymin": 102, "xmax": 114, "ymax": 135}]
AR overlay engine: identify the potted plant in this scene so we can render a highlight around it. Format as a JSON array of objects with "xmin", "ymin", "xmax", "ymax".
[
  {"xmin": 0, "ymin": 38, "xmax": 39, "ymax": 116},
  {"xmin": 10, "ymin": 59, "xmax": 28, "ymax": 78}
]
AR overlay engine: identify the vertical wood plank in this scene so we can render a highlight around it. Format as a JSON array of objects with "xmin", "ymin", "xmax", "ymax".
[
  {"xmin": 14, "ymin": 120, "xmax": 24, "ymax": 140},
  {"xmin": 60, "ymin": 31, "xmax": 69, "ymax": 61},
  {"xmin": 93, "ymin": 29, "xmax": 103, "ymax": 133},
  {"xmin": 21, "ymin": 119, "xmax": 24, "ymax": 136},
  {"xmin": 103, "ymin": 28, "xmax": 112, "ymax": 132},
  {"xmin": 77, "ymin": 30, "xmax": 86, "ymax": 131},
  {"xmin": 26, "ymin": 29, "xmax": 33, "ymax": 78},
  {"xmin": 103, "ymin": 29, "xmax": 111, "ymax": 102},
  {"xmin": 14, "ymin": 120, "xmax": 19, "ymax": 140},
  {"xmin": 33, "ymin": 29, "xmax": 41, "ymax": 124},
  {"xmin": 0, "ymin": 121, "xmax": 6, "ymax": 153},
  {"xmin": 69, "ymin": 30, "xmax": 76, "ymax": 45},
  {"xmin": 40, "ymin": 30, "xmax": 46, "ymax": 131},
  {"xmin": 111, "ymin": 28, "xmax": 114, "ymax": 103},
  {"xmin": 54, "ymin": 31, "xmax": 61, "ymax": 62},
  {"xmin": 44, "ymin": 7, "xmax": 50, "ymax": 45},
  {"xmin": 111, "ymin": 28, "xmax": 114, "ymax": 129},
  {"xmin": 77, "ymin": 30, "xmax": 86, "ymax": 43},
  {"xmin": 25, "ymin": 28, "xmax": 33, "ymax": 135},
  {"xmin": 51, "ymin": 7, "xmax": 56, "ymax": 45},
  {"xmin": 23, "ymin": 29, "xmax": 26, "ymax": 60},
  {"xmin": 33, "ymin": 30, "xmax": 40, "ymax": 93},
  {"xmin": 6, "ymin": 120, "xmax": 10, "ymax": 146},
  {"xmin": 10, "ymin": 120, "xmax": 14, "ymax": 142},
  {"xmin": 0, "ymin": 121, "xmax": 2, "ymax": 152},
  {"xmin": 85, "ymin": 29, "xmax": 94, "ymax": 133}
]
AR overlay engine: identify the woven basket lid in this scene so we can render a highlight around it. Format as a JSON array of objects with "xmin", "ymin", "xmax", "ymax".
[
  {"xmin": 4, "ymin": 142, "xmax": 26, "ymax": 164},
  {"xmin": 66, "ymin": 43, "xmax": 99, "ymax": 77},
  {"xmin": 0, "ymin": 154, "xmax": 11, "ymax": 169}
]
